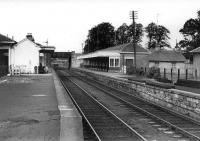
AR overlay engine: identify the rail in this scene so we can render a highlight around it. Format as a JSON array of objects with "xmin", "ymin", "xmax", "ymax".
[{"xmin": 57, "ymin": 70, "xmax": 147, "ymax": 141}]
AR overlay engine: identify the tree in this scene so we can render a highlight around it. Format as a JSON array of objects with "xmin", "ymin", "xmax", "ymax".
[
  {"xmin": 145, "ymin": 22, "xmax": 157, "ymax": 49},
  {"xmin": 83, "ymin": 22, "xmax": 143, "ymax": 53},
  {"xmin": 115, "ymin": 23, "xmax": 129, "ymax": 45},
  {"xmin": 127, "ymin": 23, "xmax": 144, "ymax": 43},
  {"xmin": 83, "ymin": 22, "xmax": 115, "ymax": 53},
  {"xmin": 145, "ymin": 22, "xmax": 170, "ymax": 49},
  {"xmin": 179, "ymin": 10, "xmax": 200, "ymax": 51},
  {"xmin": 115, "ymin": 23, "xmax": 143, "ymax": 45}
]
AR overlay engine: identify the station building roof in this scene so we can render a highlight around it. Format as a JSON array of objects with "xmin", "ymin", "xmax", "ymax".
[
  {"xmin": 78, "ymin": 43, "xmax": 149, "ymax": 59},
  {"xmin": 190, "ymin": 47, "xmax": 200, "ymax": 53},
  {"xmin": 0, "ymin": 33, "xmax": 16, "ymax": 46},
  {"xmin": 146, "ymin": 50, "xmax": 186, "ymax": 62},
  {"xmin": 40, "ymin": 46, "xmax": 55, "ymax": 53}
]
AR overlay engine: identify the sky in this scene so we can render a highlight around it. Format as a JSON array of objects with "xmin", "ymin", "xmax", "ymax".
[{"xmin": 0, "ymin": 0, "xmax": 200, "ymax": 53}]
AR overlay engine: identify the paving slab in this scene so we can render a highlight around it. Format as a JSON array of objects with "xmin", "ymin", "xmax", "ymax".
[{"xmin": 0, "ymin": 74, "xmax": 60, "ymax": 141}]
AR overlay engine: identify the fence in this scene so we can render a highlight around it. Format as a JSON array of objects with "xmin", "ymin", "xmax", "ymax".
[
  {"xmin": 159, "ymin": 68, "xmax": 195, "ymax": 82},
  {"xmin": 0, "ymin": 65, "xmax": 8, "ymax": 77},
  {"xmin": 141, "ymin": 66, "xmax": 197, "ymax": 83}
]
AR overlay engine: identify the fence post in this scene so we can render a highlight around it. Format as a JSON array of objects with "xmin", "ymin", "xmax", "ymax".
[
  {"xmin": 178, "ymin": 69, "xmax": 180, "ymax": 80},
  {"xmin": 171, "ymin": 68, "xmax": 173, "ymax": 81},
  {"xmin": 164, "ymin": 68, "xmax": 166, "ymax": 78},
  {"xmin": 186, "ymin": 69, "xmax": 188, "ymax": 80},
  {"xmin": 195, "ymin": 69, "xmax": 197, "ymax": 79}
]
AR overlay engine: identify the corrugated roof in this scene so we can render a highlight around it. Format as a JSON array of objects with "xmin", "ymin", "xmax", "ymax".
[
  {"xmin": 190, "ymin": 47, "xmax": 200, "ymax": 53},
  {"xmin": 147, "ymin": 50, "xmax": 186, "ymax": 62},
  {"xmin": 100, "ymin": 42, "xmax": 148, "ymax": 53}
]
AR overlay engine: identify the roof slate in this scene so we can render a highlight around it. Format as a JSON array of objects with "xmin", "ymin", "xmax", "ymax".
[
  {"xmin": 99, "ymin": 43, "xmax": 149, "ymax": 53},
  {"xmin": 0, "ymin": 33, "xmax": 16, "ymax": 46},
  {"xmin": 0, "ymin": 33, "xmax": 15, "ymax": 42},
  {"xmin": 190, "ymin": 47, "xmax": 200, "ymax": 53},
  {"xmin": 147, "ymin": 50, "xmax": 186, "ymax": 62}
]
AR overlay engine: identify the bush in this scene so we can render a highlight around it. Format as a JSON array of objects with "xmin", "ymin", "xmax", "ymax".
[
  {"xmin": 146, "ymin": 80, "xmax": 175, "ymax": 89},
  {"xmin": 176, "ymin": 79, "xmax": 200, "ymax": 88},
  {"xmin": 126, "ymin": 66, "xmax": 144, "ymax": 75},
  {"xmin": 126, "ymin": 66, "xmax": 135, "ymax": 75},
  {"xmin": 146, "ymin": 67, "xmax": 160, "ymax": 78},
  {"xmin": 155, "ymin": 77, "xmax": 172, "ymax": 83}
]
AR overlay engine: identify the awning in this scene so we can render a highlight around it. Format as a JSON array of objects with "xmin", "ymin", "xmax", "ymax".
[{"xmin": 77, "ymin": 51, "xmax": 120, "ymax": 59}]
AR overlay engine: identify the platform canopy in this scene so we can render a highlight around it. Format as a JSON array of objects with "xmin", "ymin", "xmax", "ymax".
[
  {"xmin": 78, "ymin": 42, "xmax": 149, "ymax": 60},
  {"xmin": 0, "ymin": 33, "xmax": 16, "ymax": 47},
  {"xmin": 78, "ymin": 51, "xmax": 119, "ymax": 59},
  {"xmin": 39, "ymin": 45, "xmax": 55, "ymax": 53}
]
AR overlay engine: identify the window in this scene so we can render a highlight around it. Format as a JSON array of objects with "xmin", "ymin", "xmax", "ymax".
[
  {"xmin": 110, "ymin": 59, "xmax": 114, "ymax": 67},
  {"xmin": 115, "ymin": 59, "xmax": 119, "ymax": 67},
  {"xmin": 109, "ymin": 58, "xmax": 120, "ymax": 67},
  {"xmin": 172, "ymin": 62, "xmax": 176, "ymax": 68},
  {"xmin": 155, "ymin": 61, "xmax": 159, "ymax": 67}
]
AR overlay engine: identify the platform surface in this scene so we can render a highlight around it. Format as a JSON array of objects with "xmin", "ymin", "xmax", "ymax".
[{"xmin": 0, "ymin": 74, "xmax": 60, "ymax": 141}]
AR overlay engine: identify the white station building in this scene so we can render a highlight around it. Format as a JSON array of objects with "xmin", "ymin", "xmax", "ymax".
[{"xmin": 0, "ymin": 33, "xmax": 55, "ymax": 75}]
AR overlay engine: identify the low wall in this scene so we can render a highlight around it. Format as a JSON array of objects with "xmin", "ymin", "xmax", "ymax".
[{"xmin": 75, "ymin": 69, "xmax": 200, "ymax": 122}]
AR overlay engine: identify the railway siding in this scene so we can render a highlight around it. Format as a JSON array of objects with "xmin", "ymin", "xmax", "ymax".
[{"xmin": 75, "ymin": 68, "xmax": 200, "ymax": 122}]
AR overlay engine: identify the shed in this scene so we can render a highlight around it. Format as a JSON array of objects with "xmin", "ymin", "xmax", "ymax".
[
  {"xmin": 144, "ymin": 50, "xmax": 186, "ymax": 74},
  {"xmin": 0, "ymin": 34, "xmax": 16, "ymax": 75}
]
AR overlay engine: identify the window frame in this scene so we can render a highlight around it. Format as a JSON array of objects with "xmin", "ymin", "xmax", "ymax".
[
  {"xmin": 109, "ymin": 58, "xmax": 114, "ymax": 67},
  {"xmin": 109, "ymin": 57, "xmax": 120, "ymax": 67},
  {"xmin": 115, "ymin": 58, "xmax": 119, "ymax": 67}
]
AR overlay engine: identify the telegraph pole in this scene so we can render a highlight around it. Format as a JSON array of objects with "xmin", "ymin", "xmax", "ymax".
[{"xmin": 130, "ymin": 11, "xmax": 138, "ymax": 71}]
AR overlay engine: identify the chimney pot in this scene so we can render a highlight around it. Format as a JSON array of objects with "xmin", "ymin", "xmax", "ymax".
[{"xmin": 26, "ymin": 33, "xmax": 35, "ymax": 42}]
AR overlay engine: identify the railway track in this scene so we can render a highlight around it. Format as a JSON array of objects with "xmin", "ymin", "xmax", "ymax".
[
  {"xmin": 56, "ymin": 70, "xmax": 147, "ymax": 141},
  {"xmin": 65, "ymin": 69, "xmax": 200, "ymax": 141}
]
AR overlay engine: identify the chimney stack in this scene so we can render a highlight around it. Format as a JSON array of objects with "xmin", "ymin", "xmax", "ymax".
[{"xmin": 26, "ymin": 33, "xmax": 35, "ymax": 42}]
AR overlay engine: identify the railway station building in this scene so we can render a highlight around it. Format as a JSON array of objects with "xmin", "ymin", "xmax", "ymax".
[
  {"xmin": 0, "ymin": 34, "xmax": 16, "ymax": 75},
  {"xmin": 0, "ymin": 33, "xmax": 55, "ymax": 75},
  {"xmin": 78, "ymin": 43, "xmax": 150, "ymax": 73}
]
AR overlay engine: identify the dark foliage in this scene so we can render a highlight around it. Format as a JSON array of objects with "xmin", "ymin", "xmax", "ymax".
[
  {"xmin": 83, "ymin": 22, "xmax": 115, "ymax": 53},
  {"xmin": 179, "ymin": 10, "xmax": 200, "ymax": 51},
  {"xmin": 155, "ymin": 77, "xmax": 172, "ymax": 83},
  {"xmin": 83, "ymin": 22, "xmax": 144, "ymax": 53},
  {"xmin": 176, "ymin": 79, "xmax": 200, "ymax": 89},
  {"xmin": 146, "ymin": 67, "xmax": 160, "ymax": 78},
  {"xmin": 145, "ymin": 22, "xmax": 170, "ymax": 49},
  {"xmin": 115, "ymin": 23, "xmax": 143, "ymax": 45}
]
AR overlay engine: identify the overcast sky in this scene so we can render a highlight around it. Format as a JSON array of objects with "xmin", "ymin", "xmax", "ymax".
[{"xmin": 0, "ymin": 0, "xmax": 200, "ymax": 52}]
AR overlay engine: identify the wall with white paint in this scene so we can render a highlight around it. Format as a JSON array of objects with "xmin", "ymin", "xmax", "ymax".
[
  {"xmin": 193, "ymin": 54, "xmax": 200, "ymax": 77},
  {"xmin": 10, "ymin": 39, "xmax": 40, "ymax": 73}
]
